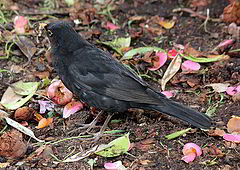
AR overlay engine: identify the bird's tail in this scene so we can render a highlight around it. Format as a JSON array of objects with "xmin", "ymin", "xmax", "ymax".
[{"xmin": 138, "ymin": 99, "xmax": 211, "ymax": 129}]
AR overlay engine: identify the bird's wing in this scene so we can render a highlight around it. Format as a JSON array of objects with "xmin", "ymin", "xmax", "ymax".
[{"xmin": 67, "ymin": 47, "xmax": 161, "ymax": 104}]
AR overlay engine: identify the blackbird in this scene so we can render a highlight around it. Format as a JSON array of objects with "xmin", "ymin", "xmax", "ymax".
[{"xmin": 45, "ymin": 21, "xmax": 211, "ymax": 138}]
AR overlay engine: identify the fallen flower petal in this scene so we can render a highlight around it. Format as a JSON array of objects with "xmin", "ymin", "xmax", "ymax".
[
  {"xmin": 181, "ymin": 60, "xmax": 201, "ymax": 72},
  {"xmin": 36, "ymin": 117, "xmax": 53, "ymax": 129},
  {"xmin": 216, "ymin": 39, "xmax": 234, "ymax": 49},
  {"xmin": 14, "ymin": 16, "xmax": 28, "ymax": 34},
  {"xmin": 182, "ymin": 143, "xmax": 202, "ymax": 163},
  {"xmin": 38, "ymin": 100, "xmax": 55, "ymax": 114},
  {"xmin": 63, "ymin": 101, "xmax": 84, "ymax": 118},
  {"xmin": 167, "ymin": 49, "xmax": 178, "ymax": 59},
  {"xmin": 226, "ymin": 85, "xmax": 240, "ymax": 96},
  {"xmin": 223, "ymin": 134, "xmax": 240, "ymax": 143},
  {"xmin": 236, "ymin": 85, "xmax": 240, "ymax": 92},
  {"xmin": 183, "ymin": 143, "xmax": 202, "ymax": 156},
  {"xmin": 47, "ymin": 80, "xmax": 73, "ymax": 105},
  {"xmin": 148, "ymin": 52, "xmax": 167, "ymax": 71},
  {"xmin": 181, "ymin": 152, "xmax": 197, "ymax": 163},
  {"xmin": 161, "ymin": 91, "xmax": 173, "ymax": 98},
  {"xmin": 104, "ymin": 161, "xmax": 126, "ymax": 170},
  {"xmin": 104, "ymin": 22, "xmax": 120, "ymax": 30},
  {"xmin": 226, "ymin": 87, "xmax": 236, "ymax": 96}
]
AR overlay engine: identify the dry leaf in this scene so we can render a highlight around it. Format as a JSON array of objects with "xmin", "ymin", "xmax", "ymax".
[
  {"xmin": 184, "ymin": 44, "xmax": 202, "ymax": 57},
  {"xmin": 15, "ymin": 36, "xmax": 37, "ymax": 64},
  {"xmin": 36, "ymin": 117, "xmax": 53, "ymax": 129},
  {"xmin": 161, "ymin": 55, "xmax": 182, "ymax": 90},
  {"xmin": 0, "ymin": 129, "xmax": 27, "ymax": 159},
  {"xmin": 158, "ymin": 20, "xmax": 175, "ymax": 29},
  {"xmin": 227, "ymin": 116, "xmax": 240, "ymax": 133},
  {"xmin": 208, "ymin": 128, "xmax": 225, "ymax": 137},
  {"xmin": 14, "ymin": 106, "xmax": 35, "ymax": 121},
  {"xmin": 223, "ymin": 0, "xmax": 240, "ymax": 24}
]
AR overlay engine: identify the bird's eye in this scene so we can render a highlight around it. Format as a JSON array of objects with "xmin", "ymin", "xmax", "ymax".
[{"xmin": 48, "ymin": 30, "xmax": 53, "ymax": 36}]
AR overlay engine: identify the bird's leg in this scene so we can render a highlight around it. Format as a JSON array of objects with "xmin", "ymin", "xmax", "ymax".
[
  {"xmin": 68, "ymin": 111, "xmax": 103, "ymax": 134},
  {"xmin": 92, "ymin": 113, "xmax": 113, "ymax": 141}
]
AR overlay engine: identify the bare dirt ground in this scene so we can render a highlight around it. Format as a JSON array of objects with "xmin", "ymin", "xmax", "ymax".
[{"xmin": 0, "ymin": 0, "xmax": 240, "ymax": 169}]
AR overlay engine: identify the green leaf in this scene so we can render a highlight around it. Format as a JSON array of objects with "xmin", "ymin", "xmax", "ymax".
[
  {"xmin": 97, "ymin": 37, "xmax": 131, "ymax": 56},
  {"xmin": 64, "ymin": 0, "xmax": 75, "ymax": 6},
  {"xmin": 95, "ymin": 133, "xmax": 130, "ymax": 157},
  {"xmin": 1, "ymin": 81, "xmax": 39, "ymax": 110},
  {"xmin": 165, "ymin": 128, "xmax": 191, "ymax": 140},
  {"xmin": 181, "ymin": 54, "xmax": 226, "ymax": 63},
  {"xmin": 5, "ymin": 117, "xmax": 44, "ymax": 142},
  {"xmin": 121, "ymin": 47, "xmax": 165, "ymax": 60},
  {"xmin": 11, "ymin": 81, "xmax": 39, "ymax": 95}
]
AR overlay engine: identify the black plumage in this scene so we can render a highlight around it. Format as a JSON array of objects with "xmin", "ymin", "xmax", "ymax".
[{"xmin": 45, "ymin": 21, "xmax": 211, "ymax": 132}]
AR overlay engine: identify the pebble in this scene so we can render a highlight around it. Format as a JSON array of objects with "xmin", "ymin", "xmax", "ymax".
[{"xmin": 36, "ymin": 63, "xmax": 45, "ymax": 71}]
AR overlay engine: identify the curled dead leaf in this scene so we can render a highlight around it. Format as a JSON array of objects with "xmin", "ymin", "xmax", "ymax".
[
  {"xmin": 208, "ymin": 128, "xmax": 225, "ymax": 137},
  {"xmin": 14, "ymin": 36, "xmax": 37, "ymax": 64},
  {"xmin": 36, "ymin": 117, "xmax": 53, "ymax": 129},
  {"xmin": 227, "ymin": 116, "xmax": 240, "ymax": 133},
  {"xmin": 14, "ymin": 106, "xmax": 35, "ymax": 121},
  {"xmin": 0, "ymin": 129, "xmax": 27, "ymax": 159},
  {"xmin": 161, "ymin": 55, "xmax": 182, "ymax": 90}
]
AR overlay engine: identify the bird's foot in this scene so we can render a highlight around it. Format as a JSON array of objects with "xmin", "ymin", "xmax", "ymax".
[
  {"xmin": 67, "ymin": 111, "xmax": 103, "ymax": 135},
  {"xmin": 67, "ymin": 112, "xmax": 113, "ymax": 141},
  {"xmin": 89, "ymin": 114, "xmax": 113, "ymax": 141}
]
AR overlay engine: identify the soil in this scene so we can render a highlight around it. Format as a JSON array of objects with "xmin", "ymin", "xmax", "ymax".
[{"xmin": 0, "ymin": 0, "xmax": 240, "ymax": 170}]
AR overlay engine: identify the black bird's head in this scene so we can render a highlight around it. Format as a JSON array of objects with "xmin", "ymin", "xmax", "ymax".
[{"xmin": 45, "ymin": 21, "xmax": 89, "ymax": 52}]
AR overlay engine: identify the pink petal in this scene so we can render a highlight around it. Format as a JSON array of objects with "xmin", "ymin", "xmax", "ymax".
[
  {"xmin": 47, "ymin": 80, "xmax": 73, "ymax": 105},
  {"xmin": 168, "ymin": 49, "xmax": 178, "ymax": 59},
  {"xmin": 181, "ymin": 60, "xmax": 201, "ymax": 72},
  {"xmin": 226, "ymin": 86, "xmax": 237, "ymax": 96},
  {"xmin": 14, "ymin": 16, "xmax": 28, "ymax": 34},
  {"xmin": 148, "ymin": 52, "xmax": 167, "ymax": 71},
  {"xmin": 63, "ymin": 101, "xmax": 84, "ymax": 118},
  {"xmin": 223, "ymin": 134, "xmax": 240, "ymax": 143},
  {"xmin": 183, "ymin": 143, "xmax": 202, "ymax": 156},
  {"xmin": 104, "ymin": 22, "xmax": 120, "ymax": 30},
  {"xmin": 38, "ymin": 100, "xmax": 55, "ymax": 114},
  {"xmin": 181, "ymin": 152, "xmax": 196, "ymax": 163},
  {"xmin": 216, "ymin": 39, "xmax": 234, "ymax": 49},
  {"xmin": 161, "ymin": 91, "xmax": 173, "ymax": 98},
  {"xmin": 104, "ymin": 161, "xmax": 123, "ymax": 170},
  {"xmin": 236, "ymin": 85, "xmax": 240, "ymax": 92}
]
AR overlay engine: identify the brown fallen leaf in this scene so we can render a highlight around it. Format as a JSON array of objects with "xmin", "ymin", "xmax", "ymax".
[
  {"xmin": 27, "ymin": 145, "xmax": 53, "ymax": 161},
  {"xmin": 223, "ymin": 0, "xmax": 240, "ymax": 24},
  {"xmin": 191, "ymin": 0, "xmax": 211, "ymax": 7},
  {"xmin": 134, "ymin": 138, "xmax": 156, "ymax": 152},
  {"xmin": 208, "ymin": 128, "xmax": 225, "ymax": 137},
  {"xmin": 129, "ymin": 15, "xmax": 146, "ymax": 22},
  {"xmin": 227, "ymin": 116, "xmax": 240, "ymax": 133},
  {"xmin": 14, "ymin": 106, "xmax": 35, "ymax": 121},
  {"xmin": 184, "ymin": 43, "xmax": 202, "ymax": 57},
  {"xmin": 202, "ymin": 145, "xmax": 225, "ymax": 157},
  {"xmin": 139, "ymin": 159, "xmax": 152, "ymax": 165},
  {"xmin": 33, "ymin": 71, "xmax": 50, "ymax": 79},
  {"xmin": 0, "ymin": 129, "xmax": 27, "ymax": 159},
  {"xmin": 14, "ymin": 35, "xmax": 37, "ymax": 65},
  {"xmin": 161, "ymin": 55, "xmax": 182, "ymax": 90},
  {"xmin": 232, "ymin": 93, "xmax": 240, "ymax": 102},
  {"xmin": 158, "ymin": 19, "xmax": 175, "ymax": 29}
]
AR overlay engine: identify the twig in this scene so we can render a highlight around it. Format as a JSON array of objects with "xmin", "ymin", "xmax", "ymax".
[
  {"xmin": 173, "ymin": 8, "xmax": 221, "ymax": 22},
  {"xmin": 203, "ymin": 9, "xmax": 210, "ymax": 33}
]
